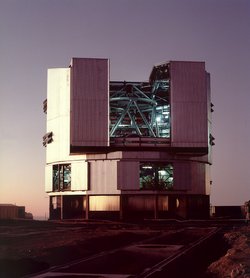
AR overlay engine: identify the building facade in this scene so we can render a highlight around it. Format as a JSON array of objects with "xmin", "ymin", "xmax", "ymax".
[
  {"xmin": 0, "ymin": 204, "xmax": 32, "ymax": 219},
  {"xmin": 44, "ymin": 58, "xmax": 213, "ymax": 220}
]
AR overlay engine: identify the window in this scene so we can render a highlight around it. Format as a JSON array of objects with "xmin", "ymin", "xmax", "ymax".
[
  {"xmin": 53, "ymin": 164, "xmax": 71, "ymax": 191},
  {"xmin": 140, "ymin": 162, "xmax": 173, "ymax": 190}
]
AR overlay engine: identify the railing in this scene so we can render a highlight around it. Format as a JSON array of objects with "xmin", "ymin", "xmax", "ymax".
[{"xmin": 110, "ymin": 137, "xmax": 170, "ymax": 147}]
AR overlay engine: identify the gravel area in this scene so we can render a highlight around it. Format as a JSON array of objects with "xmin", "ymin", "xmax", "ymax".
[{"xmin": 207, "ymin": 225, "xmax": 250, "ymax": 277}]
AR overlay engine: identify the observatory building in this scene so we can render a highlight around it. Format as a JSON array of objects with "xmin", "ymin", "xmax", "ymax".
[{"xmin": 43, "ymin": 58, "xmax": 213, "ymax": 220}]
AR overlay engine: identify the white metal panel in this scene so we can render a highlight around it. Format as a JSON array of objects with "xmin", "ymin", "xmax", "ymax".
[
  {"xmin": 205, "ymin": 164, "xmax": 211, "ymax": 195},
  {"xmin": 70, "ymin": 58, "xmax": 109, "ymax": 147},
  {"xmin": 46, "ymin": 68, "xmax": 70, "ymax": 163},
  {"xmin": 89, "ymin": 160, "xmax": 119, "ymax": 194},
  {"xmin": 117, "ymin": 161, "xmax": 140, "ymax": 190},
  {"xmin": 71, "ymin": 161, "xmax": 88, "ymax": 191},
  {"xmin": 46, "ymin": 68, "xmax": 86, "ymax": 163},
  {"xmin": 47, "ymin": 68, "xmax": 70, "ymax": 121},
  {"xmin": 45, "ymin": 165, "xmax": 53, "ymax": 192}
]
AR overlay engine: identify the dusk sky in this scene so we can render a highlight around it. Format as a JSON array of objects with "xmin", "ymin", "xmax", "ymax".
[{"xmin": 0, "ymin": 0, "xmax": 249, "ymax": 218}]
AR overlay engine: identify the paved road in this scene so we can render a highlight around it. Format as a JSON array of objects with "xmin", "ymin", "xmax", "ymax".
[{"xmin": 30, "ymin": 227, "xmax": 217, "ymax": 278}]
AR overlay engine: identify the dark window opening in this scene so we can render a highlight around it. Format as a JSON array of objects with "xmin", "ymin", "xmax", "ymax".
[
  {"xmin": 53, "ymin": 164, "xmax": 71, "ymax": 191},
  {"xmin": 140, "ymin": 162, "xmax": 173, "ymax": 190}
]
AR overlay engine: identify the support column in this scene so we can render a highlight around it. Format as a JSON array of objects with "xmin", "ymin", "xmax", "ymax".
[
  {"xmin": 60, "ymin": 195, "xmax": 63, "ymax": 220},
  {"xmin": 154, "ymin": 194, "xmax": 158, "ymax": 219},
  {"xmin": 85, "ymin": 195, "xmax": 89, "ymax": 220},
  {"xmin": 119, "ymin": 195, "xmax": 123, "ymax": 220}
]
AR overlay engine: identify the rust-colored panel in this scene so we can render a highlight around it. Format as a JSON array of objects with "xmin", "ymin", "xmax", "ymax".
[
  {"xmin": 117, "ymin": 161, "xmax": 140, "ymax": 190},
  {"xmin": 70, "ymin": 58, "xmax": 109, "ymax": 147},
  {"xmin": 170, "ymin": 61, "xmax": 208, "ymax": 148}
]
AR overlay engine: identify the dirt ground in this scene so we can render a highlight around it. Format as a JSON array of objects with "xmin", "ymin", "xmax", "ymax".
[
  {"xmin": 0, "ymin": 220, "xmax": 250, "ymax": 277},
  {"xmin": 0, "ymin": 220, "xmax": 160, "ymax": 277},
  {"xmin": 207, "ymin": 225, "xmax": 250, "ymax": 278}
]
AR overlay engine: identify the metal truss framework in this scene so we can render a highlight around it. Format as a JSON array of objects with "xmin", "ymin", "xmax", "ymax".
[
  {"xmin": 109, "ymin": 62, "xmax": 170, "ymax": 140},
  {"xmin": 140, "ymin": 162, "xmax": 173, "ymax": 190}
]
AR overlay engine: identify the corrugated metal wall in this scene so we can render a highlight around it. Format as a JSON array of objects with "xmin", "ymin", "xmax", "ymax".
[
  {"xmin": 174, "ymin": 161, "xmax": 206, "ymax": 194},
  {"xmin": 206, "ymin": 72, "xmax": 213, "ymax": 165},
  {"xmin": 125, "ymin": 195, "xmax": 155, "ymax": 211},
  {"xmin": 70, "ymin": 58, "xmax": 109, "ymax": 147},
  {"xmin": 170, "ymin": 61, "xmax": 208, "ymax": 148},
  {"xmin": 173, "ymin": 161, "xmax": 192, "ymax": 191},
  {"xmin": 45, "ymin": 165, "xmax": 53, "ymax": 192},
  {"xmin": 46, "ymin": 68, "xmax": 71, "ymax": 163},
  {"xmin": 190, "ymin": 162, "xmax": 206, "ymax": 194},
  {"xmin": 205, "ymin": 164, "xmax": 211, "ymax": 195},
  {"xmin": 0, "ymin": 205, "xmax": 18, "ymax": 219},
  {"xmin": 46, "ymin": 68, "xmax": 87, "ymax": 165},
  {"xmin": 117, "ymin": 161, "xmax": 140, "ymax": 190},
  {"xmin": 89, "ymin": 160, "xmax": 119, "ymax": 194},
  {"xmin": 71, "ymin": 161, "xmax": 88, "ymax": 191}
]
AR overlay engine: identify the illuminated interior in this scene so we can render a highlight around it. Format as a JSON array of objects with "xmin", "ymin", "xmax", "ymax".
[
  {"xmin": 109, "ymin": 62, "xmax": 170, "ymax": 140},
  {"xmin": 140, "ymin": 162, "xmax": 173, "ymax": 190},
  {"xmin": 53, "ymin": 164, "xmax": 71, "ymax": 191}
]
